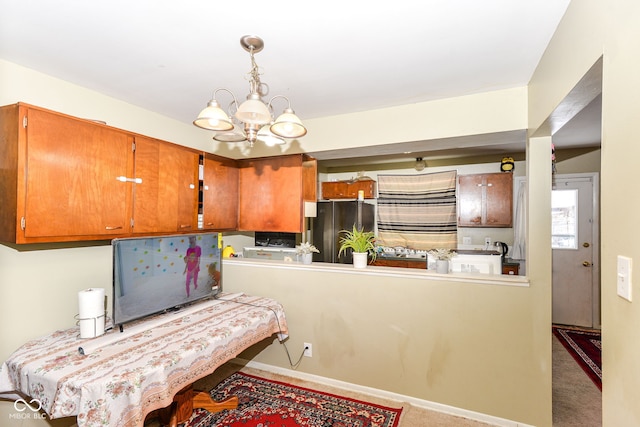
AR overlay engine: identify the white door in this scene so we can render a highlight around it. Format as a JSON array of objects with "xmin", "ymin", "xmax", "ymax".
[{"xmin": 552, "ymin": 174, "xmax": 600, "ymax": 328}]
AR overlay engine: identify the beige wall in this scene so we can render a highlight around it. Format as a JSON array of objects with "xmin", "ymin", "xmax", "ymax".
[
  {"xmin": 223, "ymin": 260, "xmax": 538, "ymax": 424},
  {"xmin": 529, "ymin": 0, "xmax": 640, "ymax": 425},
  {"xmin": 600, "ymin": 2, "xmax": 640, "ymax": 425}
]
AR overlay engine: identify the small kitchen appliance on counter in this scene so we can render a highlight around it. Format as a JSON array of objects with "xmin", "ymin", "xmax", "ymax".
[{"xmin": 243, "ymin": 232, "xmax": 298, "ymax": 261}]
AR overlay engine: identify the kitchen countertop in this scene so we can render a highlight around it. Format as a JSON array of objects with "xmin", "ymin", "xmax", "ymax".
[{"xmin": 378, "ymin": 249, "xmax": 501, "ymax": 260}]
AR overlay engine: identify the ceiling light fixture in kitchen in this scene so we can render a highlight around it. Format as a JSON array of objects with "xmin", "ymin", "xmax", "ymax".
[{"xmin": 193, "ymin": 35, "xmax": 307, "ymax": 148}]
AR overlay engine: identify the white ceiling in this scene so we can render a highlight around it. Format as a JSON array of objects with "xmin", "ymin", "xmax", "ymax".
[{"xmin": 1, "ymin": 1, "xmax": 598, "ymax": 166}]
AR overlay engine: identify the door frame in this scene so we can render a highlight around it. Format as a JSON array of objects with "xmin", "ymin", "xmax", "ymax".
[{"xmin": 552, "ymin": 172, "xmax": 600, "ymax": 329}]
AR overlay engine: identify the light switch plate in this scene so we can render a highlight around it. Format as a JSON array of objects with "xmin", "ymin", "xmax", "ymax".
[{"xmin": 617, "ymin": 255, "xmax": 632, "ymax": 302}]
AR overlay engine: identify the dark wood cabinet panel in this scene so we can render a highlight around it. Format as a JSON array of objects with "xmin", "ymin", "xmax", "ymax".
[
  {"xmin": 502, "ymin": 263, "xmax": 520, "ymax": 275},
  {"xmin": 458, "ymin": 172, "xmax": 513, "ymax": 227},
  {"xmin": 371, "ymin": 258, "xmax": 427, "ymax": 269}
]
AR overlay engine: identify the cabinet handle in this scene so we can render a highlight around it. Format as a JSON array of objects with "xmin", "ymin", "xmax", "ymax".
[
  {"xmin": 179, "ymin": 224, "xmax": 192, "ymax": 229},
  {"xmin": 116, "ymin": 176, "xmax": 143, "ymax": 184},
  {"xmin": 105, "ymin": 226, "xmax": 123, "ymax": 230},
  {"xmin": 189, "ymin": 184, "xmax": 196, "ymax": 189}
]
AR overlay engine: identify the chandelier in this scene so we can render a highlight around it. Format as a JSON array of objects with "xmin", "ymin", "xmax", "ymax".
[{"xmin": 193, "ymin": 35, "xmax": 307, "ymax": 147}]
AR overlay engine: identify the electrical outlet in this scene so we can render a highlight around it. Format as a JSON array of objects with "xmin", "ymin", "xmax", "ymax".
[
  {"xmin": 303, "ymin": 342, "xmax": 312, "ymax": 357},
  {"xmin": 484, "ymin": 237, "xmax": 491, "ymax": 247}
]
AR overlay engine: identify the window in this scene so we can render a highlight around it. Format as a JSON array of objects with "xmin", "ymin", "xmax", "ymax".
[{"xmin": 551, "ymin": 189, "xmax": 577, "ymax": 249}]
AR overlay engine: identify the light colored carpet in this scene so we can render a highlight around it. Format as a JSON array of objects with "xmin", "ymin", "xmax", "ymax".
[{"xmin": 552, "ymin": 334, "xmax": 602, "ymax": 426}]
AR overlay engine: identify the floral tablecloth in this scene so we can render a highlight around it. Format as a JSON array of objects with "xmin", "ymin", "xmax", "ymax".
[{"xmin": 0, "ymin": 293, "xmax": 287, "ymax": 427}]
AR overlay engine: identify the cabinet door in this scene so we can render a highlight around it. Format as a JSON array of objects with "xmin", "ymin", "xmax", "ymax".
[
  {"xmin": 457, "ymin": 174, "xmax": 484, "ymax": 226},
  {"xmin": 484, "ymin": 173, "xmax": 512, "ymax": 226},
  {"xmin": 133, "ymin": 136, "xmax": 199, "ymax": 234},
  {"xmin": 321, "ymin": 180, "xmax": 376, "ymax": 199},
  {"xmin": 24, "ymin": 108, "xmax": 133, "ymax": 239},
  {"xmin": 322, "ymin": 182, "xmax": 348, "ymax": 199},
  {"xmin": 201, "ymin": 154, "xmax": 238, "ymax": 230},
  {"xmin": 238, "ymin": 155, "xmax": 305, "ymax": 232}
]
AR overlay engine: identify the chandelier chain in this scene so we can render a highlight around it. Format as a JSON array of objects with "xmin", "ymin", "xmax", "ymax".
[{"xmin": 246, "ymin": 47, "xmax": 268, "ymax": 98}]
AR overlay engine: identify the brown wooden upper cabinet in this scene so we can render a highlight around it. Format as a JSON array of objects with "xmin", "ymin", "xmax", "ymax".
[
  {"xmin": 321, "ymin": 179, "xmax": 376, "ymax": 199},
  {"xmin": 0, "ymin": 103, "xmax": 136, "ymax": 243},
  {"xmin": 0, "ymin": 103, "xmax": 318, "ymax": 243},
  {"xmin": 457, "ymin": 172, "xmax": 513, "ymax": 227},
  {"xmin": 238, "ymin": 154, "xmax": 317, "ymax": 233},
  {"xmin": 1, "ymin": 103, "xmax": 200, "ymax": 243}
]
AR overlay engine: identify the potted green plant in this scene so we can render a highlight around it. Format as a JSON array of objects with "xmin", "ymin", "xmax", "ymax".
[
  {"xmin": 427, "ymin": 248, "xmax": 457, "ymax": 273},
  {"xmin": 338, "ymin": 225, "xmax": 377, "ymax": 268}
]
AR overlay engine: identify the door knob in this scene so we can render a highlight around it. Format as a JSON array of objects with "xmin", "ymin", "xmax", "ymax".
[
  {"xmin": 583, "ymin": 242, "xmax": 590, "ymax": 248},
  {"xmin": 582, "ymin": 261, "xmax": 591, "ymax": 267}
]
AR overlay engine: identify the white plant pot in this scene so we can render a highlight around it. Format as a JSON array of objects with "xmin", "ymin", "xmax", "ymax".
[
  {"xmin": 436, "ymin": 260, "xmax": 450, "ymax": 274},
  {"xmin": 352, "ymin": 252, "xmax": 368, "ymax": 269},
  {"xmin": 301, "ymin": 253, "xmax": 313, "ymax": 265}
]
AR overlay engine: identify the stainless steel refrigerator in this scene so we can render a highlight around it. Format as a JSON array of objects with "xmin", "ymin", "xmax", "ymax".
[{"xmin": 312, "ymin": 200, "xmax": 375, "ymax": 263}]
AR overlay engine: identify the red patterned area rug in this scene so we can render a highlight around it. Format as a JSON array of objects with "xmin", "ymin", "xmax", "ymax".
[
  {"xmin": 553, "ymin": 325, "xmax": 602, "ymax": 390},
  {"xmin": 183, "ymin": 371, "xmax": 403, "ymax": 427}
]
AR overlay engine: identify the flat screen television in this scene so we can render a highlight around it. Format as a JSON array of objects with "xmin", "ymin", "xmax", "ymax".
[{"xmin": 112, "ymin": 232, "xmax": 222, "ymax": 329}]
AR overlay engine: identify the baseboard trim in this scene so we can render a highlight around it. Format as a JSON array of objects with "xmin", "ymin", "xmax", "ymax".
[{"xmin": 233, "ymin": 358, "xmax": 534, "ymax": 427}]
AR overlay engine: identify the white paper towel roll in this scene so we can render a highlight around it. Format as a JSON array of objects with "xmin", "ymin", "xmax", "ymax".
[{"xmin": 78, "ymin": 288, "xmax": 105, "ymax": 339}]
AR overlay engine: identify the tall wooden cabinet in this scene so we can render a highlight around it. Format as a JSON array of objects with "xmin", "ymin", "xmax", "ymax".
[
  {"xmin": 457, "ymin": 172, "xmax": 513, "ymax": 227},
  {"xmin": 238, "ymin": 154, "xmax": 317, "ymax": 233}
]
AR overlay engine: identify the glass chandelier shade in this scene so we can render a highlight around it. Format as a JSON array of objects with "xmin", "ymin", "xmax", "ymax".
[
  {"xmin": 194, "ymin": 35, "xmax": 307, "ymax": 147},
  {"xmin": 271, "ymin": 108, "xmax": 307, "ymax": 138},
  {"xmin": 193, "ymin": 100, "xmax": 234, "ymax": 131},
  {"xmin": 235, "ymin": 94, "xmax": 272, "ymax": 125}
]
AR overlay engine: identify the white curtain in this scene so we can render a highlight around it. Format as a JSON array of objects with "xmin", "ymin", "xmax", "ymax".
[{"xmin": 511, "ymin": 179, "xmax": 527, "ymax": 260}]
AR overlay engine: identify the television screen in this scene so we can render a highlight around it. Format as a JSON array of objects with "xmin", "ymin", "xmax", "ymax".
[{"xmin": 112, "ymin": 232, "xmax": 222, "ymax": 328}]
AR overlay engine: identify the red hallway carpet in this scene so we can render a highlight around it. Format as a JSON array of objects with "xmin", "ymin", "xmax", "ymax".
[{"xmin": 553, "ymin": 325, "xmax": 602, "ymax": 390}]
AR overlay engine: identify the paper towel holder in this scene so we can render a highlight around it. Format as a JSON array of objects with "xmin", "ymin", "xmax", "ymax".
[{"xmin": 75, "ymin": 311, "xmax": 107, "ymax": 339}]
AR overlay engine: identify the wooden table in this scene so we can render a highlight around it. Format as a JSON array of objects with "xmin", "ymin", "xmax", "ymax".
[{"xmin": 0, "ymin": 293, "xmax": 287, "ymax": 427}]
